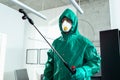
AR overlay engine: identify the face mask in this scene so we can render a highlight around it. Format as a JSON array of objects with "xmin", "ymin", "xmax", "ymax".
[{"xmin": 62, "ymin": 20, "xmax": 72, "ymax": 32}]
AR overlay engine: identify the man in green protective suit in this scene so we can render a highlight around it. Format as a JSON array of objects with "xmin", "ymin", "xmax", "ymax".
[{"xmin": 43, "ymin": 8, "xmax": 101, "ymax": 80}]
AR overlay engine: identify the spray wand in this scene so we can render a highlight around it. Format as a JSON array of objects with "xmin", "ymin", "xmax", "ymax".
[{"xmin": 19, "ymin": 9, "xmax": 76, "ymax": 74}]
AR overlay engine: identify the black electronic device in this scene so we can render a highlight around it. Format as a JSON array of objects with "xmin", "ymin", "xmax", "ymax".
[{"xmin": 100, "ymin": 29, "xmax": 120, "ymax": 80}]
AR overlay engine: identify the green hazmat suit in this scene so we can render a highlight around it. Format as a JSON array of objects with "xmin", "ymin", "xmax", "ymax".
[{"xmin": 43, "ymin": 8, "xmax": 101, "ymax": 80}]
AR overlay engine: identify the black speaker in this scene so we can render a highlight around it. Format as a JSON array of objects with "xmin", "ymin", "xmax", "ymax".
[{"xmin": 100, "ymin": 29, "xmax": 120, "ymax": 80}]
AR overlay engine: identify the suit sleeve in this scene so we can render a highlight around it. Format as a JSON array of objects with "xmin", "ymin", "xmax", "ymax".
[
  {"xmin": 43, "ymin": 49, "xmax": 54, "ymax": 80},
  {"xmin": 82, "ymin": 44, "xmax": 101, "ymax": 77}
]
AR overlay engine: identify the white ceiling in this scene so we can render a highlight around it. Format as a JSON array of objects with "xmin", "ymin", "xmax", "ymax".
[{"xmin": 0, "ymin": 0, "xmax": 87, "ymax": 12}]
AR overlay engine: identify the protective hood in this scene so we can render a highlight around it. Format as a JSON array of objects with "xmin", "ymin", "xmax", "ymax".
[{"xmin": 59, "ymin": 8, "xmax": 78, "ymax": 36}]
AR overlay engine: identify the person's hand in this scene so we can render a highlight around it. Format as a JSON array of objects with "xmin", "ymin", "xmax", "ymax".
[{"xmin": 71, "ymin": 68, "xmax": 85, "ymax": 80}]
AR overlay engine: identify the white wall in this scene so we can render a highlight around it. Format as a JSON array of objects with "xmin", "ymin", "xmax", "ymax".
[
  {"xmin": 0, "ymin": 33, "xmax": 7, "ymax": 80},
  {"xmin": 0, "ymin": 3, "xmax": 25, "ymax": 80},
  {"xmin": 78, "ymin": 0, "xmax": 110, "ymax": 41},
  {"xmin": 109, "ymin": 0, "xmax": 120, "ymax": 29}
]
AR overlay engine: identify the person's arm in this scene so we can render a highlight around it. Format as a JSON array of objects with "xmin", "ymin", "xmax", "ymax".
[
  {"xmin": 43, "ymin": 49, "xmax": 54, "ymax": 80},
  {"xmin": 72, "ymin": 43, "xmax": 101, "ymax": 79},
  {"xmin": 82, "ymin": 44, "xmax": 101, "ymax": 77}
]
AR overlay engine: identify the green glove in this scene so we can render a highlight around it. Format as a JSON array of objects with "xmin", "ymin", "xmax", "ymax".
[{"xmin": 71, "ymin": 68, "xmax": 85, "ymax": 80}]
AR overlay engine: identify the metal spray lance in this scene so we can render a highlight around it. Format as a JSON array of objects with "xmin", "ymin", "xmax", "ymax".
[{"xmin": 19, "ymin": 9, "xmax": 76, "ymax": 74}]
